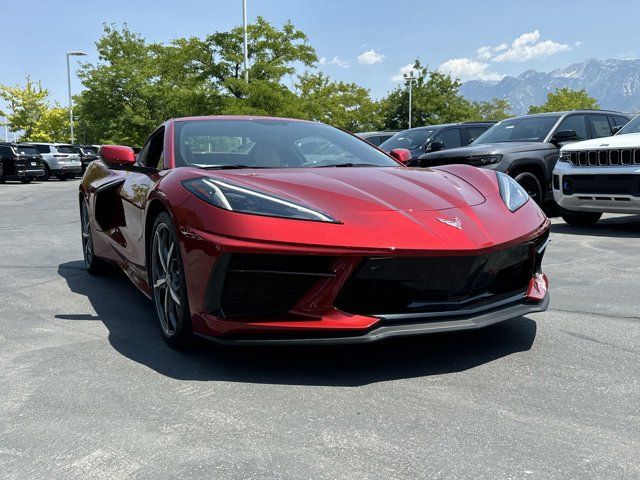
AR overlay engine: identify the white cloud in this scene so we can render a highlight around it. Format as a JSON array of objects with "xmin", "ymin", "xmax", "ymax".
[
  {"xmin": 475, "ymin": 44, "xmax": 507, "ymax": 61},
  {"xmin": 391, "ymin": 63, "xmax": 418, "ymax": 82},
  {"xmin": 357, "ymin": 49, "xmax": 385, "ymax": 65},
  {"xmin": 492, "ymin": 30, "xmax": 570, "ymax": 63},
  {"xmin": 438, "ymin": 58, "xmax": 504, "ymax": 82},
  {"xmin": 318, "ymin": 56, "xmax": 350, "ymax": 68}
]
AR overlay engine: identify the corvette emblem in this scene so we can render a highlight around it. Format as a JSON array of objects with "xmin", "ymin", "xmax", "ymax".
[{"xmin": 437, "ymin": 217, "xmax": 463, "ymax": 230}]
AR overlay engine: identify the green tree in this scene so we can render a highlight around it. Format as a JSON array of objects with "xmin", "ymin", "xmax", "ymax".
[
  {"xmin": 380, "ymin": 61, "xmax": 478, "ymax": 129},
  {"xmin": 471, "ymin": 98, "xmax": 512, "ymax": 121},
  {"xmin": 0, "ymin": 77, "xmax": 70, "ymax": 141},
  {"xmin": 528, "ymin": 87, "xmax": 599, "ymax": 114}
]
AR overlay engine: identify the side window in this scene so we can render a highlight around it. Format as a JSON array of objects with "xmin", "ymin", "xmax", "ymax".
[
  {"xmin": 367, "ymin": 136, "xmax": 381, "ymax": 146},
  {"xmin": 556, "ymin": 115, "xmax": 589, "ymax": 140},
  {"xmin": 433, "ymin": 128, "xmax": 462, "ymax": 149},
  {"xmin": 34, "ymin": 144, "xmax": 50, "ymax": 154},
  {"xmin": 588, "ymin": 115, "xmax": 613, "ymax": 138},
  {"xmin": 613, "ymin": 115, "xmax": 630, "ymax": 127},
  {"xmin": 138, "ymin": 128, "xmax": 165, "ymax": 169},
  {"xmin": 463, "ymin": 126, "xmax": 488, "ymax": 145}
]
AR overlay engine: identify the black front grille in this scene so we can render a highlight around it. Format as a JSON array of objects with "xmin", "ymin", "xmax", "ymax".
[
  {"xmin": 334, "ymin": 242, "xmax": 538, "ymax": 316},
  {"xmin": 562, "ymin": 174, "xmax": 640, "ymax": 196},
  {"xmin": 218, "ymin": 254, "xmax": 334, "ymax": 317},
  {"xmin": 569, "ymin": 149, "xmax": 640, "ymax": 167}
]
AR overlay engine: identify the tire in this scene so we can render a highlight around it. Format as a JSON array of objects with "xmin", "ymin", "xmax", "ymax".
[
  {"xmin": 513, "ymin": 171, "xmax": 543, "ymax": 205},
  {"xmin": 20, "ymin": 178, "xmax": 32, "ymax": 184},
  {"xmin": 560, "ymin": 208, "xmax": 602, "ymax": 226},
  {"xmin": 150, "ymin": 212, "xmax": 192, "ymax": 349},
  {"xmin": 80, "ymin": 199, "xmax": 108, "ymax": 275},
  {"xmin": 42, "ymin": 165, "xmax": 50, "ymax": 181},
  {"xmin": 58, "ymin": 175, "xmax": 67, "ymax": 181}
]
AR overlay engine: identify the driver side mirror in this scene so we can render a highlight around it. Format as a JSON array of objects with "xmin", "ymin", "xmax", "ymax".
[
  {"xmin": 389, "ymin": 148, "xmax": 412, "ymax": 164},
  {"xmin": 426, "ymin": 141, "xmax": 446, "ymax": 152},
  {"xmin": 611, "ymin": 125, "xmax": 623, "ymax": 135},
  {"xmin": 551, "ymin": 130, "xmax": 578, "ymax": 145},
  {"xmin": 99, "ymin": 145, "xmax": 136, "ymax": 166}
]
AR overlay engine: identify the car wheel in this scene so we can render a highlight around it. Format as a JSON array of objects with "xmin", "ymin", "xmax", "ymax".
[
  {"xmin": 20, "ymin": 177, "xmax": 32, "ymax": 184},
  {"xmin": 0, "ymin": 176, "xmax": 5, "ymax": 184},
  {"xmin": 560, "ymin": 208, "xmax": 602, "ymax": 226},
  {"xmin": 150, "ymin": 212, "xmax": 192, "ymax": 349},
  {"xmin": 58, "ymin": 175, "xmax": 67, "ymax": 181},
  {"xmin": 514, "ymin": 172, "xmax": 543, "ymax": 205},
  {"xmin": 81, "ymin": 199, "xmax": 108, "ymax": 275},
  {"xmin": 42, "ymin": 165, "xmax": 50, "ymax": 181}
]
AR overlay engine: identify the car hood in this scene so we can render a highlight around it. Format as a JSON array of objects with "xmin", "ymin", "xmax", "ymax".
[
  {"xmin": 203, "ymin": 167, "xmax": 486, "ymax": 214},
  {"xmin": 562, "ymin": 132, "xmax": 640, "ymax": 150},
  {"xmin": 421, "ymin": 142, "xmax": 555, "ymax": 160}
]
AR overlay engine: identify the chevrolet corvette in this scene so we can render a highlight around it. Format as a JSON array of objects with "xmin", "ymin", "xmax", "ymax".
[{"xmin": 79, "ymin": 116, "xmax": 550, "ymax": 347}]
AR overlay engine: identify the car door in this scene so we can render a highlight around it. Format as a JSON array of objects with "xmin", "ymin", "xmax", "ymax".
[
  {"xmin": 429, "ymin": 128, "xmax": 462, "ymax": 151},
  {"xmin": 0, "ymin": 146, "xmax": 11, "ymax": 177},
  {"xmin": 546, "ymin": 113, "xmax": 590, "ymax": 177},
  {"xmin": 462, "ymin": 126, "xmax": 489, "ymax": 146},
  {"xmin": 116, "ymin": 128, "xmax": 166, "ymax": 283}
]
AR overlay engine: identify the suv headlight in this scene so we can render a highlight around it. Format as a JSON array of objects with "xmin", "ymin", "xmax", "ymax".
[
  {"xmin": 496, "ymin": 172, "xmax": 529, "ymax": 212},
  {"xmin": 558, "ymin": 151, "xmax": 572, "ymax": 163},
  {"xmin": 182, "ymin": 177, "xmax": 340, "ymax": 223},
  {"xmin": 467, "ymin": 154, "xmax": 502, "ymax": 166}
]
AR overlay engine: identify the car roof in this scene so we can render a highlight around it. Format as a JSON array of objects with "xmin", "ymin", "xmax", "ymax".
[
  {"xmin": 513, "ymin": 110, "xmax": 628, "ymax": 119},
  {"xmin": 172, "ymin": 115, "xmax": 316, "ymax": 124}
]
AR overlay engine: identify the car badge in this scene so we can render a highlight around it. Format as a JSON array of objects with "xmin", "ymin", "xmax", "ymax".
[{"xmin": 437, "ymin": 217, "xmax": 462, "ymax": 230}]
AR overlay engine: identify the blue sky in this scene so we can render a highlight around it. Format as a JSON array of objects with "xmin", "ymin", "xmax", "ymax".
[{"xmin": 2, "ymin": 0, "xmax": 640, "ymax": 109}]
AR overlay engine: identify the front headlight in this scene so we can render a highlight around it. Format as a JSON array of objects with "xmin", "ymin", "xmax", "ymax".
[
  {"xmin": 496, "ymin": 172, "xmax": 529, "ymax": 212},
  {"xmin": 467, "ymin": 154, "xmax": 502, "ymax": 166},
  {"xmin": 182, "ymin": 177, "xmax": 340, "ymax": 223},
  {"xmin": 558, "ymin": 151, "xmax": 571, "ymax": 163}
]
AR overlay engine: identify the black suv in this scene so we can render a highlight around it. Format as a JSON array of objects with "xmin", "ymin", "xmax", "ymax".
[
  {"xmin": 0, "ymin": 143, "xmax": 46, "ymax": 184},
  {"xmin": 379, "ymin": 122, "xmax": 495, "ymax": 161},
  {"xmin": 74, "ymin": 145, "xmax": 100, "ymax": 174},
  {"xmin": 415, "ymin": 110, "xmax": 631, "ymax": 204}
]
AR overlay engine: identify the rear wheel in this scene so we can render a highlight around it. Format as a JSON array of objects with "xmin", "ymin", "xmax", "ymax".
[
  {"xmin": 150, "ymin": 213, "xmax": 192, "ymax": 349},
  {"xmin": 514, "ymin": 171, "xmax": 543, "ymax": 205},
  {"xmin": 42, "ymin": 165, "xmax": 50, "ymax": 181},
  {"xmin": 560, "ymin": 208, "xmax": 602, "ymax": 226},
  {"xmin": 58, "ymin": 175, "xmax": 67, "ymax": 181},
  {"xmin": 20, "ymin": 177, "xmax": 32, "ymax": 184},
  {"xmin": 81, "ymin": 199, "xmax": 108, "ymax": 275}
]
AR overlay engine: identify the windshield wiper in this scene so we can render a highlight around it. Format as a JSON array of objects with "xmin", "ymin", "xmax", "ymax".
[
  {"xmin": 312, "ymin": 163, "xmax": 381, "ymax": 168},
  {"xmin": 198, "ymin": 164, "xmax": 260, "ymax": 170}
]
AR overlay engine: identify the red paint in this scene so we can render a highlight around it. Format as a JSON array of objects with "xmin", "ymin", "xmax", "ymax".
[
  {"xmin": 389, "ymin": 148, "xmax": 412, "ymax": 164},
  {"xmin": 99, "ymin": 145, "xmax": 136, "ymax": 165}
]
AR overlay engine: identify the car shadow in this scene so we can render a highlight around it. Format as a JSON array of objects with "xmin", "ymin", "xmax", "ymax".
[
  {"xmin": 57, "ymin": 260, "xmax": 538, "ymax": 386},
  {"xmin": 551, "ymin": 214, "xmax": 640, "ymax": 238}
]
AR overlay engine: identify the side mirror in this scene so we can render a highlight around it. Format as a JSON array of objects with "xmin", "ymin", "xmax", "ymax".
[
  {"xmin": 99, "ymin": 145, "xmax": 136, "ymax": 166},
  {"xmin": 426, "ymin": 141, "xmax": 446, "ymax": 152},
  {"xmin": 389, "ymin": 148, "xmax": 412, "ymax": 164},
  {"xmin": 611, "ymin": 125, "xmax": 623, "ymax": 135},
  {"xmin": 551, "ymin": 130, "xmax": 578, "ymax": 145}
]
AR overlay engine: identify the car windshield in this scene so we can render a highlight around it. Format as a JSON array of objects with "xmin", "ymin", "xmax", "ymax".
[
  {"xmin": 56, "ymin": 145, "xmax": 76, "ymax": 153},
  {"xmin": 473, "ymin": 116, "xmax": 561, "ymax": 144},
  {"xmin": 174, "ymin": 119, "xmax": 398, "ymax": 169},
  {"xmin": 379, "ymin": 129, "xmax": 436, "ymax": 151},
  {"xmin": 15, "ymin": 145, "xmax": 38, "ymax": 155},
  {"xmin": 616, "ymin": 114, "xmax": 640, "ymax": 135}
]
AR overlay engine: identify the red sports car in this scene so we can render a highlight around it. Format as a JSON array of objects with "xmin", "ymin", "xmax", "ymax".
[{"xmin": 79, "ymin": 116, "xmax": 549, "ymax": 348}]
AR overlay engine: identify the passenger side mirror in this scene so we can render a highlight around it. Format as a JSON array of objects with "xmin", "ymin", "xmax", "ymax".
[
  {"xmin": 99, "ymin": 145, "xmax": 136, "ymax": 166},
  {"xmin": 426, "ymin": 141, "xmax": 446, "ymax": 152},
  {"xmin": 389, "ymin": 148, "xmax": 412, "ymax": 164},
  {"xmin": 611, "ymin": 125, "xmax": 623, "ymax": 135},
  {"xmin": 551, "ymin": 130, "xmax": 578, "ymax": 145}
]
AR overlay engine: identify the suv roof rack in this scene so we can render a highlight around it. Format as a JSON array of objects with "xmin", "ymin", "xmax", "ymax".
[{"xmin": 571, "ymin": 108, "xmax": 622, "ymax": 113}]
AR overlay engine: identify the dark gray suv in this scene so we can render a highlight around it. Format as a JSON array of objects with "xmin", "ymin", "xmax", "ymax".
[{"xmin": 416, "ymin": 110, "xmax": 631, "ymax": 204}]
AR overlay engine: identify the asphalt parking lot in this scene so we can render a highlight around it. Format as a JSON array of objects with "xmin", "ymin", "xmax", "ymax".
[{"xmin": 1, "ymin": 179, "xmax": 639, "ymax": 479}]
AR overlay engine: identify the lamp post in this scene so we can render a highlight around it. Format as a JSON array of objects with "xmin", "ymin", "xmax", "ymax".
[
  {"xmin": 66, "ymin": 51, "xmax": 87, "ymax": 144},
  {"xmin": 2, "ymin": 116, "xmax": 8, "ymax": 142},
  {"xmin": 404, "ymin": 72, "xmax": 417, "ymax": 129},
  {"xmin": 242, "ymin": 0, "xmax": 249, "ymax": 83}
]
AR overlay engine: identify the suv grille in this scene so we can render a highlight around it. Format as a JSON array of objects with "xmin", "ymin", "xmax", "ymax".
[{"xmin": 568, "ymin": 149, "xmax": 640, "ymax": 167}]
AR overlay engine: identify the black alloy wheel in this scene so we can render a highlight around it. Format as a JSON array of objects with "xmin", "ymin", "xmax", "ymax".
[{"xmin": 514, "ymin": 172, "xmax": 543, "ymax": 205}]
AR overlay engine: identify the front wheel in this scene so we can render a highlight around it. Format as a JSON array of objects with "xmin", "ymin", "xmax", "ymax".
[
  {"xmin": 514, "ymin": 172, "xmax": 543, "ymax": 205},
  {"xmin": 560, "ymin": 208, "xmax": 602, "ymax": 226},
  {"xmin": 150, "ymin": 213, "xmax": 192, "ymax": 349}
]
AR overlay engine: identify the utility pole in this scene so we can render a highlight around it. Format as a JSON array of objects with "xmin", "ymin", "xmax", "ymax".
[
  {"xmin": 242, "ymin": 0, "xmax": 249, "ymax": 83},
  {"xmin": 404, "ymin": 72, "xmax": 417, "ymax": 130},
  {"xmin": 3, "ymin": 116, "xmax": 8, "ymax": 142},
  {"xmin": 66, "ymin": 51, "xmax": 87, "ymax": 144}
]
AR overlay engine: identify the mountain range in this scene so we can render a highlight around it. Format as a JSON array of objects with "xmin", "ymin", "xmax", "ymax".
[{"xmin": 459, "ymin": 59, "xmax": 640, "ymax": 115}]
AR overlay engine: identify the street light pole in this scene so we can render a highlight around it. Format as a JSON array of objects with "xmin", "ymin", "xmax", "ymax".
[
  {"xmin": 66, "ymin": 51, "xmax": 87, "ymax": 144},
  {"xmin": 404, "ymin": 72, "xmax": 417, "ymax": 130},
  {"xmin": 2, "ymin": 116, "xmax": 8, "ymax": 142},
  {"xmin": 242, "ymin": 0, "xmax": 249, "ymax": 83}
]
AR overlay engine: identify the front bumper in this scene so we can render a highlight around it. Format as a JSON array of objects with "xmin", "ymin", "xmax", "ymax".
[
  {"xmin": 553, "ymin": 162, "xmax": 640, "ymax": 214},
  {"xmin": 196, "ymin": 293, "xmax": 549, "ymax": 345}
]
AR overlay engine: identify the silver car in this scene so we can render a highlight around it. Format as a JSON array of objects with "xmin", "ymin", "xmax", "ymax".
[{"xmin": 31, "ymin": 143, "xmax": 82, "ymax": 181}]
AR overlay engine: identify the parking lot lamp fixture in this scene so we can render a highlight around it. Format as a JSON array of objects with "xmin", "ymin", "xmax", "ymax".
[
  {"xmin": 66, "ymin": 51, "xmax": 87, "ymax": 144},
  {"xmin": 243, "ymin": 0, "xmax": 249, "ymax": 83},
  {"xmin": 404, "ymin": 72, "xmax": 417, "ymax": 130}
]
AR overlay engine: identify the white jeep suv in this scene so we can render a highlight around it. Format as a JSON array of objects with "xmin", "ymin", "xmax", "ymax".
[{"xmin": 553, "ymin": 115, "xmax": 640, "ymax": 226}]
